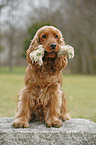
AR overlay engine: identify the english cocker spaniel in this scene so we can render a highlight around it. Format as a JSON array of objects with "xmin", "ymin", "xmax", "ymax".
[{"xmin": 12, "ymin": 26, "xmax": 72, "ymax": 128}]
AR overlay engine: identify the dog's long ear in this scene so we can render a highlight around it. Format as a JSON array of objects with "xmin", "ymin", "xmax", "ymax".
[
  {"xmin": 26, "ymin": 33, "xmax": 40, "ymax": 64},
  {"xmin": 60, "ymin": 37, "xmax": 65, "ymax": 46}
]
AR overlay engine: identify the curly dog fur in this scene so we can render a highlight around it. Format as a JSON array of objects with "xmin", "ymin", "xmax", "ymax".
[{"xmin": 12, "ymin": 26, "xmax": 70, "ymax": 128}]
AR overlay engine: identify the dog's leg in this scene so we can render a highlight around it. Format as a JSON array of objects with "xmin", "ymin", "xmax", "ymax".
[
  {"xmin": 12, "ymin": 88, "xmax": 30, "ymax": 128},
  {"xmin": 45, "ymin": 83, "xmax": 63, "ymax": 128},
  {"xmin": 60, "ymin": 93, "xmax": 71, "ymax": 121}
]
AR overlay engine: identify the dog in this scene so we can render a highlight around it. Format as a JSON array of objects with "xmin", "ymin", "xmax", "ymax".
[{"xmin": 12, "ymin": 26, "xmax": 70, "ymax": 128}]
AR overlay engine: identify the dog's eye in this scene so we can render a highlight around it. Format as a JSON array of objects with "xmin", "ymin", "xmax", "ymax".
[
  {"xmin": 42, "ymin": 35, "xmax": 46, "ymax": 38},
  {"xmin": 55, "ymin": 35, "xmax": 58, "ymax": 38}
]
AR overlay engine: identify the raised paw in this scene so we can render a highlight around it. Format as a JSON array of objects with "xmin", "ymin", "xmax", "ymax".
[{"xmin": 12, "ymin": 121, "xmax": 29, "ymax": 128}]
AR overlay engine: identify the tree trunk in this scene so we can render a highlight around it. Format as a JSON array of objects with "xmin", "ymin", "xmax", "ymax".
[{"xmin": 9, "ymin": 24, "xmax": 14, "ymax": 72}]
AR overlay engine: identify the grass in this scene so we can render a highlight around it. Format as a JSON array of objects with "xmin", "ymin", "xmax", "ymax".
[
  {"xmin": 62, "ymin": 74, "xmax": 96, "ymax": 122},
  {"xmin": 0, "ymin": 67, "xmax": 96, "ymax": 122},
  {"xmin": 0, "ymin": 67, "xmax": 25, "ymax": 117}
]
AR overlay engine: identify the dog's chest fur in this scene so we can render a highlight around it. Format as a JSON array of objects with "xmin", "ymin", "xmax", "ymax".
[
  {"xmin": 25, "ymin": 57, "xmax": 63, "ymax": 121},
  {"xmin": 30, "ymin": 82, "xmax": 62, "ymax": 122},
  {"xmin": 33, "ymin": 57, "xmax": 60, "ymax": 77}
]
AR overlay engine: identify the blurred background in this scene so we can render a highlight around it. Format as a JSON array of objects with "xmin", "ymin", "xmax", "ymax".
[{"xmin": 0, "ymin": 0, "xmax": 96, "ymax": 122}]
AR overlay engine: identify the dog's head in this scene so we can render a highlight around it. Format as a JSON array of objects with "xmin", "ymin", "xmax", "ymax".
[{"xmin": 27, "ymin": 26, "xmax": 65, "ymax": 64}]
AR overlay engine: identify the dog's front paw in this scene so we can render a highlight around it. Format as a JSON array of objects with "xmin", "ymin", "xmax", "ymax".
[
  {"xmin": 52, "ymin": 120, "xmax": 63, "ymax": 128},
  {"xmin": 46, "ymin": 119, "xmax": 63, "ymax": 128},
  {"xmin": 12, "ymin": 120, "xmax": 29, "ymax": 128}
]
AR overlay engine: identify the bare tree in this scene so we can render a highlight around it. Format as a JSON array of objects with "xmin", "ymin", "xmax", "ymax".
[{"xmin": 0, "ymin": 0, "xmax": 8, "ymax": 68}]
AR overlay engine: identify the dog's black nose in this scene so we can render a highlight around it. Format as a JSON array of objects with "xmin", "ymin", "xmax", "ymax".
[{"xmin": 50, "ymin": 43, "xmax": 56, "ymax": 49}]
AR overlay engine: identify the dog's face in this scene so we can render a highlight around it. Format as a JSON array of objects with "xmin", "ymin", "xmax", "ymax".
[
  {"xmin": 27, "ymin": 26, "xmax": 65, "ymax": 64},
  {"xmin": 37, "ymin": 26, "xmax": 64, "ymax": 58}
]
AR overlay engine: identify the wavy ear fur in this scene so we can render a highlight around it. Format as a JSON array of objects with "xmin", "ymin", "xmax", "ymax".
[
  {"xmin": 60, "ymin": 37, "xmax": 65, "ymax": 46},
  {"xmin": 27, "ymin": 33, "xmax": 40, "ymax": 64}
]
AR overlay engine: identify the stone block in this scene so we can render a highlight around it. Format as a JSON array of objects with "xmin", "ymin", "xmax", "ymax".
[{"xmin": 0, "ymin": 117, "xmax": 96, "ymax": 145}]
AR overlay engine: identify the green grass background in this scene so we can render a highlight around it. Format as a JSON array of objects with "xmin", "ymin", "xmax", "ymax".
[{"xmin": 0, "ymin": 67, "xmax": 96, "ymax": 122}]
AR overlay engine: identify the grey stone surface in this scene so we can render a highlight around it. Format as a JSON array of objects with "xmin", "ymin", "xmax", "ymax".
[{"xmin": 0, "ymin": 117, "xmax": 96, "ymax": 145}]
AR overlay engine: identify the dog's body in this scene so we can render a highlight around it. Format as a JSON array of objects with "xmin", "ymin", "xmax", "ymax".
[{"xmin": 12, "ymin": 26, "xmax": 70, "ymax": 128}]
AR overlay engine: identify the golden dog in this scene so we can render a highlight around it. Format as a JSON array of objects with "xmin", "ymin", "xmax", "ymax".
[{"xmin": 12, "ymin": 26, "xmax": 70, "ymax": 128}]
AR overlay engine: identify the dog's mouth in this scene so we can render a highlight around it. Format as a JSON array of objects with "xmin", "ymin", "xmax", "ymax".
[{"xmin": 44, "ymin": 51, "xmax": 57, "ymax": 58}]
